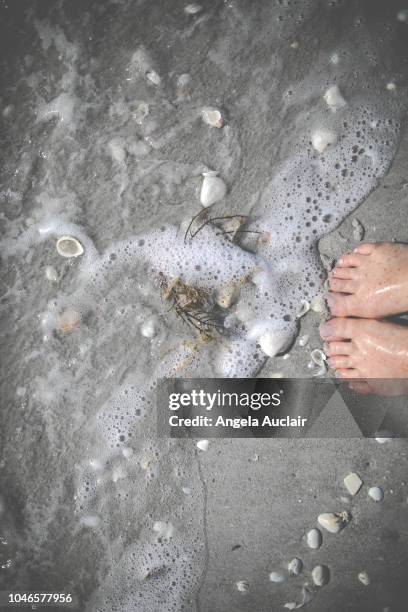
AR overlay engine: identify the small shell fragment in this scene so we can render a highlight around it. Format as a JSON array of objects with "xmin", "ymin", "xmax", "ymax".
[
  {"xmin": 312, "ymin": 564, "xmax": 330, "ymax": 587},
  {"xmin": 184, "ymin": 3, "xmax": 202, "ymax": 14},
  {"xmin": 288, "ymin": 558, "xmax": 303, "ymax": 576},
  {"xmin": 146, "ymin": 70, "xmax": 161, "ymax": 86},
  {"xmin": 324, "ymin": 85, "xmax": 347, "ymax": 111},
  {"xmin": 60, "ymin": 308, "xmax": 81, "ymax": 333},
  {"xmin": 311, "ymin": 294, "xmax": 325, "ymax": 313},
  {"xmin": 352, "ymin": 218, "xmax": 365, "ymax": 241},
  {"xmin": 56, "ymin": 235, "xmax": 84, "ymax": 258},
  {"xmin": 200, "ymin": 172, "xmax": 227, "ymax": 207},
  {"xmin": 216, "ymin": 284, "xmax": 238, "ymax": 309},
  {"xmin": 284, "ymin": 586, "xmax": 313, "ymax": 609},
  {"xmin": 368, "ymin": 486, "xmax": 384, "ymax": 502},
  {"xmin": 197, "ymin": 439, "xmax": 209, "ymax": 451},
  {"xmin": 296, "ymin": 300, "xmax": 310, "ymax": 318},
  {"xmin": 358, "ymin": 571, "xmax": 370, "ymax": 586},
  {"xmin": 201, "ymin": 107, "xmax": 225, "ymax": 128},
  {"xmin": 269, "ymin": 571, "xmax": 285, "ymax": 583},
  {"xmin": 311, "ymin": 349, "xmax": 327, "ymax": 367},
  {"xmin": 153, "ymin": 521, "xmax": 174, "ymax": 540},
  {"xmin": 306, "ymin": 528, "xmax": 322, "ymax": 549},
  {"xmin": 235, "ymin": 580, "xmax": 249, "ymax": 593},
  {"xmin": 298, "ymin": 334, "xmax": 309, "ymax": 347},
  {"xmin": 344, "ymin": 472, "xmax": 363, "ymax": 496},
  {"xmin": 140, "ymin": 317, "xmax": 157, "ymax": 338},
  {"xmin": 311, "ymin": 128, "xmax": 337, "ymax": 153},
  {"xmin": 317, "ymin": 511, "xmax": 350, "ymax": 534}
]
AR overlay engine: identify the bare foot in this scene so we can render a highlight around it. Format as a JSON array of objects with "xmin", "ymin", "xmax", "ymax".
[
  {"xmin": 320, "ymin": 317, "xmax": 408, "ymax": 379},
  {"xmin": 326, "ymin": 242, "xmax": 408, "ymax": 318}
]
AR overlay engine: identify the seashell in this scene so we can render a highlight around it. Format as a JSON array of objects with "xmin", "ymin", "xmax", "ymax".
[
  {"xmin": 182, "ymin": 486, "xmax": 192, "ymax": 495},
  {"xmin": 184, "ymin": 3, "xmax": 202, "ymax": 14},
  {"xmin": 146, "ymin": 70, "xmax": 161, "ymax": 86},
  {"xmin": 60, "ymin": 308, "xmax": 81, "ymax": 333},
  {"xmin": 236, "ymin": 580, "xmax": 249, "ymax": 593},
  {"xmin": 386, "ymin": 82, "xmax": 397, "ymax": 91},
  {"xmin": 296, "ymin": 300, "xmax": 310, "ymax": 318},
  {"xmin": 122, "ymin": 447, "xmax": 134, "ymax": 459},
  {"xmin": 312, "ymin": 565, "xmax": 330, "ymax": 587},
  {"xmin": 306, "ymin": 528, "xmax": 322, "ymax": 549},
  {"xmin": 284, "ymin": 604, "xmax": 297, "ymax": 611},
  {"xmin": 397, "ymin": 9, "xmax": 408, "ymax": 22},
  {"xmin": 201, "ymin": 107, "xmax": 225, "ymax": 128},
  {"xmin": 358, "ymin": 571, "xmax": 370, "ymax": 586},
  {"xmin": 317, "ymin": 511, "xmax": 351, "ymax": 534},
  {"xmin": 200, "ymin": 172, "xmax": 227, "ymax": 207},
  {"xmin": 375, "ymin": 430, "xmax": 394, "ymax": 443},
  {"xmin": 56, "ymin": 235, "xmax": 84, "ymax": 258},
  {"xmin": 197, "ymin": 439, "xmax": 209, "ymax": 451},
  {"xmin": 269, "ymin": 571, "xmax": 285, "ymax": 583},
  {"xmin": 368, "ymin": 486, "xmax": 384, "ymax": 502},
  {"xmin": 311, "ymin": 349, "xmax": 327, "ymax": 367},
  {"xmin": 298, "ymin": 334, "xmax": 309, "ymax": 347},
  {"xmin": 324, "ymin": 85, "xmax": 347, "ymax": 111},
  {"xmin": 311, "ymin": 293, "xmax": 325, "ymax": 313},
  {"xmin": 311, "ymin": 128, "xmax": 337, "ymax": 153},
  {"xmin": 45, "ymin": 265, "xmax": 58, "ymax": 282},
  {"xmin": 344, "ymin": 472, "xmax": 363, "ymax": 496},
  {"xmin": 288, "ymin": 558, "xmax": 303, "ymax": 576},
  {"xmin": 352, "ymin": 218, "xmax": 365, "ymax": 241},
  {"xmin": 216, "ymin": 284, "xmax": 238, "ymax": 309},
  {"xmin": 140, "ymin": 317, "xmax": 157, "ymax": 338},
  {"xmin": 285, "ymin": 586, "xmax": 313, "ymax": 609},
  {"xmin": 290, "ymin": 41, "xmax": 299, "ymax": 49}
]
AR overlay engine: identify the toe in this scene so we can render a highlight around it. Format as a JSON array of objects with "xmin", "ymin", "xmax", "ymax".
[
  {"xmin": 325, "ymin": 293, "xmax": 356, "ymax": 316},
  {"xmin": 335, "ymin": 367, "xmax": 361, "ymax": 379},
  {"xmin": 328, "ymin": 355, "xmax": 354, "ymax": 369},
  {"xmin": 320, "ymin": 317, "xmax": 358, "ymax": 341},
  {"xmin": 326, "ymin": 341, "xmax": 352, "ymax": 356},
  {"xmin": 348, "ymin": 381, "xmax": 372, "ymax": 395},
  {"xmin": 354, "ymin": 242, "xmax": 376, "ymax": 255},
  {"xmin": 328, "ymin": 278, "xmax": 356, "ymax": 293},
  {"xmin": 336, "ymin": 253, "xmax": 365, "ymax": 268},
  {"xmin": 331, "ymin": 266, "xmax": 357, "ymax": 280}
]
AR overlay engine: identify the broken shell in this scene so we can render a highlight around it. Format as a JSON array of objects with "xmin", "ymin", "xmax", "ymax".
[
  {"xmin": 184, "ymin": 3, "xmax": 202, "ymax": 14},
  {"xmin": 296, "ymin": 300, "xmax": 310, "ymax": 318},
  {"xmin": 317, "ymin": 511, "xmax": 350, "ymax": 534},
  {"xmin": 298, "ymin": 334, "xmax": 309, "ymax": 347},
  {"xmin": 386, "ymin": 82, "xmax": 397, "ymax": 91},
  {"xmin": 311, "ymin": 294, "xmax": 325, "ymax": 313},
  {"xmin": 288, "ymin": 558, "xmax": 303, "ymax": 576},
  {"xmin": 235, "ymin": 580, "xmax": 249, "ymax": 593},
  {"xmin": 306, "ymin": 528, "xmax": 322, "ymax": 549},
  {"xmin": 285, "ymin": 586, "xmax": 313, "ymax": 610},
  {"xmin": 368, "ymin": 486, "xmax": 384, "ymax": 502},
  {"xmin": 60, "ymin": 309, "xmax": 81, "ymax": 333},
  {"xmin": 311, "ymin": 564, "xmax": 330, "ymax": 587},
  {"xmin": 311, "ymin": 349, "xmax": 327, "ymax": 367},
  {"xmin": 284, "ymin": 604, "xmax": 297, "ymax": 611},
  {"xmin": 358, "ymin": 571, "xmax": 370, "ymax": 586},
  {"xmin": 196, "ymin": 439, "xmax": 209, "ymax": 451},
  {"xmin": 140, "ymin": 317, "xmax": 157, "ymax": 338},
  {"xmin": 45, "ymin": 265, "xmax": 58, "ymax": 282},
  {"xmin": 146, "ymin": 70, "xmax": 161, "ymax": 86},
  {"xmin": 56, "ymin": 235, "xmax": 84, "ymax": 258},
  {"xmin": 352, "ymin": 218, "xmax": 365, "ymax": 241},
  {"xmin": 201, "ymin": 107, "xmax": 225, "ymax": 128},
  {"xmin": 311, "ymin": 128, "xmax": 337, "ymax": 153},
  {"xmin": 324, "ymin": 85, "xmax": 347, "ymax": 111},
  {"xmin": 269, "ymin": 571, "xmax": 285, "ymax": 583},
  {"xmin": 344, "ymin": 472, "xmax": 363, "ymax": 496},
  {"xmin": 200, "ymin": 172, "xmax": 227, "ymax": 207}
]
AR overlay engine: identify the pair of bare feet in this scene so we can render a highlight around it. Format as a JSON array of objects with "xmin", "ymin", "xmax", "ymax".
[{"xmin": 320, "ymin": 242, "xmax": 408, "ymax": 395}]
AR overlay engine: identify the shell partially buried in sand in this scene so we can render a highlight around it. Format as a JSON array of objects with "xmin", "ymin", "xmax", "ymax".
[{"xmin": 56, "ymin": 235, "xmax": 84, "ymax": 258}]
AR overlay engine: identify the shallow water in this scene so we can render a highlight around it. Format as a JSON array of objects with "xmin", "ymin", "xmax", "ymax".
[{"xmin": 1, "ymin": 1, "xmax": 408, "ymax": 610}]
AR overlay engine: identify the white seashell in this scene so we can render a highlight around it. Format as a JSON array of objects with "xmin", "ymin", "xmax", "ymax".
[
  {"xmin": 344, "ymin": 472, "xmax": 363, "ymax": 496},
  {"xmin": 288, "ymin": 558, "xmax": 303, "ymax": 576},
  {"xmin": 216, "ymin": 284, "xmax": 238, "ymax": 308},
  {"xmin": 182, "ymin": 486, "xmax": 192, "ymax": 495},
  {"xmin": 311, "ymin": 128, "xmax": 337, "ymax": 153},
  {"xmin": 197, "ymin": 439, "xmax": 209, "ymax": 451},
  {"xmin": 259, "ymin": 330, "xmax": 291, "ymax": 357},
  {"xmin": 200, "ymin": 172, "xmax": 227, "ymax": 207},
  {"xmin": 352, "ymin": 218, "xmax": 365, "ymax": 241},
  {"xmin": 317, "ymin": 511, "xmax": 350, "ymax": 534},
  {"xmin": 298, "ymin": 334, "xmax": 309, "ymax": 347},
  {"xmin": 375, "ymin": 430, "xmax": 394, "ymax": 443},
  {"xmin": 153, "ymin": 521, "xmax": 174, "ymax": 540},
  {"xmin": 284, "ymin": 604, "xmax": 297, "ymax": 611},
  {"xmin": 60, "ymin": 308, "xmax": 81, "ymax": 333},
  {"xmin": 311, "ymin": 294, "xmax": 325, "ymax": 313},
  {"xmin": 56, "ymin": 235, "xmax": 84, "ymax": 258},
  {"xmin": 285, "ymin": 586, "xmax": 313, "ymax": 609},
  {"xmin": 282, "ymin": 353, "xmax": 290, "ymax": 360},
  {"xmin": 236, "ymin": 580, "xmax": 249, "ymax": 592},
  {"xmin": 140, "ymin": 317, "xmax": 157, "ymax": 338},
  {"xmin": 184, "ymin": 3, "xmax": 202, "ymax": 14},
  {"xmin": 306, "ymin": 528, "xmax": 322, "ymax": 549},
  {"xmin": 269, "ymin": 571, "xmax": 285, "ymax": 583},
  {"xmin": 330, "ymin": 52, "xmax": 340, "ymax": 65},
  {"xmin": 146, "ymin": 70, "xmax": 161, "ymax": 86},
  {"xmin": 358, "ymin": 571, "xmax": 370, "ymax": 586},
  {"xmin": 368, "ymin": 486, "xmax": 384, "ymax": 502},
  {"xmin": 201, "ymin": 107, "xmax": 224, "ymax": 128},
  {"xmin": 296, "ymin": 300, "xmax": 310, "ymax": 318},
  {"xmin": 122, "ymin": 447, "xmax": 134, "ymax": 459},
  {"xmin": 2, "ymin": 104, "xmax": 14, "ymax": 118},
  {"xmin": 397, "ymin": 9, "xmax": 408, "ymax": 22},
  {"xmin": 324, "ymin": 85, "xmax": 347, "ymax": 111},
  {"xmin": 45, "ymin": 265, "xmax": 58, "ymax": 282},
  {"xmin": 290, "ymin": 41, "xmax": 299, "ymax": 49},
  {"xmin": 311, "ymin": 349, "xmax": 327, "ymax": 367},
  {"xmin": 311, "ymin": 564, "xmax": 330, "ymax": 586},
  {"xmin": 386, "ymin": 82, "xmax": 397, "ymax": 91}
]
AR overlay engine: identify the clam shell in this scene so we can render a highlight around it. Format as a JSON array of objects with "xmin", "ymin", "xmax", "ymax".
[
  {"xmin": 200, "ymin": 173, "xmax": 227, "ymax": 207},
  {"xmin": 311, "ymin": 564, "xmax": 330, "ymax": 586},
  {"xmin": 201, "ymin": 107, "xmax": 224, "ymax": 128},
  {"xmin": 288, "ymin": 558, "xmax": 303, "ymax": 576},
  {"xmin": 317, "ymin": 511, "xmax": 350, "ymax": 534},
  {"xmin": 358, "ymin": 571, "xmax": 370, "ymax": 586},
  {"xmin": 352, "ymin": 218, "xmax": 365, "ymax": 241},
  {"xmin": 56, "ymin": 235, "xmax": 84, "ymax": 258},
  {"xmin": 306, "ymin": 528, "xmax": 322, "ymax": 549},
  {"xmin": 269, "ymin": 571, "xmax": 285, "ymax": 583},
  {"xmin": 368, "ymin": 486, "xmax": 384, "ymax": 502},
  {"xmin": 197, "ymin": 439, "xmax": 209, "ymax": 451},
  {"xmin": 344, "ymin": 472, "xmax": 363, "ymax": 496}
]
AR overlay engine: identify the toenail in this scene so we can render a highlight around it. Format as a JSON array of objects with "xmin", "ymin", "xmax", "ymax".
[
  {"xmin": 338, "ymin": 257, "xmax": 344, "ymax": 265},
  {"xmin": 325, "ymin": 294, "xmax": 335, "ymax": 308},
  {"xmin": 320, "ymin": 322, "xmax": 334, "ymax": 338}
]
